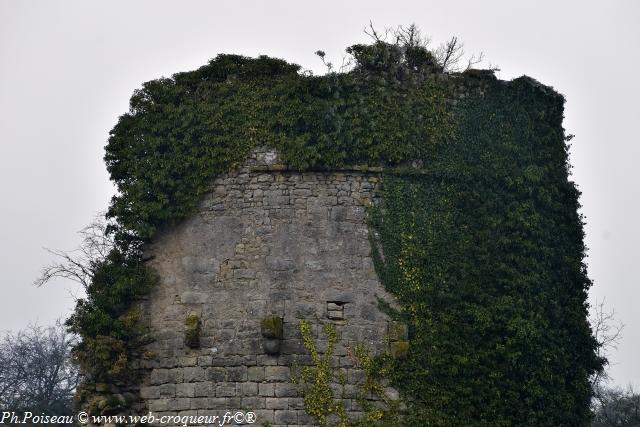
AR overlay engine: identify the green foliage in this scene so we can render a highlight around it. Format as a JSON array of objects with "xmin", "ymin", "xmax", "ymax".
[
  {"xmin": 66, "ymin": 248, "xmax": 156, "ymax": 387},
  {"xmin": 74, "ymin": 335, "xmax": 128, "ymax": 382},
  {"xmin": 292, "ymin": 321, "xmax": 398, "ymax": 427},
  {"xmin": 184, "ymin": 314, "xmax": 201, "ymax": 349},
  {"xmin": 293, "ymin": 320, "xmax": 348, "ymax": 427},
  {"xmin": 70, "ymin": 30, "xmax": 600, "ymax": 424},
  {"xmin": 349, "ymin": 344, "xmax": 401, "ymax": 426},
  {"xmin": 77, "ymin": 38, "xmax": 453, "ymax": 409},
  {"xmin": 368, "ymin": 76, "xmax": 602, "ymax": 425},
  {"xmin": 104, "ymin": 46, "xmax": 452, "ymax": 245},
  {"xmin": 389, "ymin": 340, "xmax": 409, "ymax": 359},
  {"xmin": 260, "ymin": 316, "xmax": 283, "ymax": 339}
]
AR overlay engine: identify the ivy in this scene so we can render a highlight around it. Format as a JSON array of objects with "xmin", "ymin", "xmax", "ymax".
[
  {"xmin": 292, "ymin": 320, "xmax": 348, "ymax": 427},
  {"xmin": 368, "ymin": 77, "xmax": 602, "ymax": 425},
  {"xmin": 104, "ymin": 48, "xmax": 451, "ymax": 245},
  {"xmin": 70, "ymin": 34, "xmax": 602, "ymax": 425}
]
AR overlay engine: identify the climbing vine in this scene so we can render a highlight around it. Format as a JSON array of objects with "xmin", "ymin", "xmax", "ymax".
[
  {"xmin": 292, "ymin": 320, "xmax": 348, "ymax": 426},
  {"xmin": 291, "ymin": 320, "xmax": 399, "ymax": 427}
]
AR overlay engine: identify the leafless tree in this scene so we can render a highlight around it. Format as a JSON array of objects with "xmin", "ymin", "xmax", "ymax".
[
  {"xmin": 34, "ymin": 215, "xmax": 113, "ymax": 291},
  {"xmin": 367, "ymin": 23, "xmax": 490, "ymax": 72},
  {"xmin": 317, "ymin": 23, "xmax": 493, "ymax": 75},
  {"xmin": 590, "ymin": 299, "xmax": 624, "ymax": 391},
  {"xmin": 434, "ymin": 36, "xmax": 486, "ymax": 72},
  {"xmin": 592, "ymin": 385, "xmax": 640, "ymax": 427},
  {"xmin": 0, "ymin": 321, "xmax": 79, "ymax": 415},
  {"xmin": 587, "ymin": 299, "xmax": 640, "ymax": 426},
  {"xmin": 363, "ymin": 20, "xmax": 390, "ymax": 43},
  {"xmin": 393, "ymin": 23, "xmax": 431, "ymax": 49}
]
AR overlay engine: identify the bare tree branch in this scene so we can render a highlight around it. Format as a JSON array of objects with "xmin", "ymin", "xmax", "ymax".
[
  {"xmin": 394, "ymin": 23, "xmax": 431, "ymax": 48},
  {"xmin": 466, "ymin": 51, "xmax": 485, "ymax": 71},
  {"xmin": 34, "ymin": 214, "xmax": 114, "ymax": 291},
  {"xmin": 590, "ymin": 298, "xmax": 624, "ymax": 390},
  {"xmin": 435, "ymin": 37, "xmax": 465, "ymax": 72},
  {"xmin": 364, "ymin": 20, "xmax": 382, "ymax": 42}
]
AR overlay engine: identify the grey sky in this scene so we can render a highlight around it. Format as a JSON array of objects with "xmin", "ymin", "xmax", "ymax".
[{"xmin": 1, "ymin": 1, "xmax": 638, "ymax": 388}]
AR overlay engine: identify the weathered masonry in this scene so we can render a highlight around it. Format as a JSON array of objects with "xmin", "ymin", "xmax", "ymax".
[{"xmin": 136, "ymin": 147, "xmax": 401, "ymax": 426}]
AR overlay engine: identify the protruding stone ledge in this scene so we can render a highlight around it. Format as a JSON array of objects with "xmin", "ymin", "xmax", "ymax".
[{"xmin": 249, "ymin": 164, "xmax": 384, "ymax": 173}]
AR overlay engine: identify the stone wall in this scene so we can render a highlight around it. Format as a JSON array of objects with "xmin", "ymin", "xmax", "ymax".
[{"xmin": 136, "ymin": 147, "xmax": 400, "ymax": 426}]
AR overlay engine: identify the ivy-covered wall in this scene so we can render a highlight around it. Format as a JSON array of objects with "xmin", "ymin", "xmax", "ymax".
[
  {"xmin": 369, "ymin": 76, "xmax": 601, "ymax": 425},
  {"xmin": 71, "ymin": 37, "xmax": 602, "ymax": 426}
]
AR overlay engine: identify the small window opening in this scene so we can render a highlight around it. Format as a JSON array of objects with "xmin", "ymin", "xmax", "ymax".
[{"xmin": 327, "ymin": 301, "xmax": 346, "ymax": 320}]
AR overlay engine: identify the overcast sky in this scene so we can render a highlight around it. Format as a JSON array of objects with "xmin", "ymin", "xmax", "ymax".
[{"xmin": 1, "ymin": 1, "xmax": 638, "ymax": 388}]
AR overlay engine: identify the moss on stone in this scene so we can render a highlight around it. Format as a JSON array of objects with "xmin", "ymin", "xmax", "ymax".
[
  {"xmin": 260, "ymin": 316, "xmax": 283, "ymax": 339},
  {"xmin": 390, "ymin": 340, "xmax": 410, "ymax": 359},
  {"xmin": 388, "ymin": 322, "xmax": 408, "ymax": 342},
  {"xmin": 184, "ymin": 313, "xmax": 201, "ymax": 349}
]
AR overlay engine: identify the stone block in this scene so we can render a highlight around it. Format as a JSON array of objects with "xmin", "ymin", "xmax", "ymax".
[
  {"xmin": 233, "ymin": 268, "xmax": 256, "ymax": 279},
  {"xmin": 206, "ymin": 367, "xmax": 226, "ymax": 382},
  {"xmin": 150, "ymin": 369, "xmax": 169, "ymax": 385},
  {"xmin": 239, "ymin": 382, "xmax": 258, "ymax": 397},
  {"xmin": 327, "ymin": 309, "xmax": 344, "ymax": 320},
  {"xmin": 274, "ymin": 410, "xmax": 298, "ymax": 425},
  {"xmin": 227, "ymin": 366, "xmax": 247, "ymax": 381},
  {"xmin": 181, "ymin": 291, "xmax": 209, "ymax": 304},
  {"xmin": 253, "ymin": 410, "xmax": 275, "ymax": 424},
  {"xmin": 347, "ymin": 369, "xmax": 366, "ymax": 384},
  {"xmin": 265, "ymin": 257, "xmax": 295, "ymax": 271},
  {"xmin": 194, "ymin": 382, "xmax": 212, "ymax": 397},
  {"xmin": 257, "ymin": 354, "xmax": 278, "ymax": 366},
  {"xmin": 198, "ymin": 355, "xmax": 213, "ymax": 366},
  {"xmin": 248, "ymin": 366, "xmax": 265, "ymax": 382},
  {"xmin": 275, "ymin": 383, "xmax": 298, "ymax": 398},
  {"xmin": 265, "ymin": 366, "xmax": 290, "ymax": 382},
  {"xmin": 207, "ymin": 397, "xmax": 228, "ymax": 409},
  {"xmin": 216, "ymin": 382, "xmax": 237, "ymax": 397},
  {"xmin": 190, "ymin": 397, "xmax": 209, "ymax": 409},
  {"xmin": 384, "ymin": 387, "xmax": 400, "ymax": 400},
  {"xmin": 139, "ymin": 386, "xmax": 159, "ymax": 399},
  {"xmin": 265, "ymin": 397, "xmax": 288, "ymax": 410},
  {"xmin": 159, "ymin": 383, "xmax": 175, "ymax": 397},
  {"xmin": 168, "ymin": 398, "xmax": 191, "ymax": 411},
  {"xmin": 176, "ymin": 383, "xmax": 195, "ymax": 397},
  {"xmin": 241, "ymin": 396, "xmax": 266, "ymax": 410},
  {"xmin": 288, "ymin": 397, "xmax": 305, "ymax": 410},
  {"xmin": 298, "ymin": 410, "xmax": 316, "ymax": 425},
  {"xmin": 259, "ymin": 383, "xmax": 275, "ymax": 397},
  {"xmin": 178, "ymin": 356, "xmax": 198, "ymax": 367},
  {"xmin": 227, "ymin": 396, "xmax": 242, "ymax": 409},
  {"xmin": 148, "ymin": 398, "xmax": 169, "ymax": 412},
  {"xmin": 183, "ymin": 366, "xmax": 205, "ymax": 383}
]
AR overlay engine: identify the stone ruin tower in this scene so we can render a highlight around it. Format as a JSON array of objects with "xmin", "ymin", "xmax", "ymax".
[
  {"xmin": 136, "ymin": 146, "xmax": 401, "ymax": 426},
  {"xmin": 77, "ymin": 46, "xmax": 599, "ymax": 426}
]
